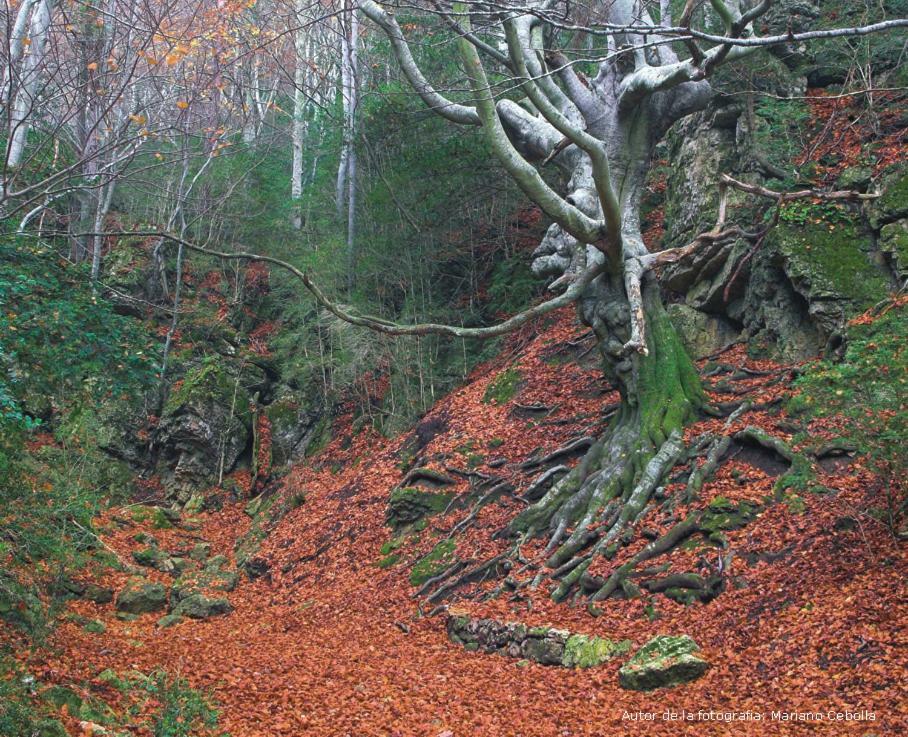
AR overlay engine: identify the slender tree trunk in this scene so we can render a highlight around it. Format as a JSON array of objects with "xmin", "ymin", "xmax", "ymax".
[
  {"xmin": 290, "ymin": 13, "xmax": 309, "ymax": 229},
  {"xmin": 335, "ymin": 3, "xmax": 352, "ymax": 217},
  {"xmin": 343, "ymin": 5, "xmax": 358, "ymax": 290},
  {"xmin": 1, "ymin": 0, "xmax": 53, "ymax": 204}
]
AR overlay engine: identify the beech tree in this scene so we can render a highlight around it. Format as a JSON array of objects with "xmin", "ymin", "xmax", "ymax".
[{"xmin": 346, "ymin": 0, "xmax": 907, "ymax": 600}]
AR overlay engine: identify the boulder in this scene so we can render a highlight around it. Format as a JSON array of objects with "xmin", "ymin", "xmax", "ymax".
[
  {"xmin": 115, "ymin": 579, "xmax": 167, "ymax": 615},
  {"xmin": 155, "ymin": 357, "xmax": 253, "ymax": 502},
  {"xmin": 171, "ymin": 593, "xmax": 232, "ymax": 619},
  {"xmin": 868, "ymin": 167, "xmax": 908, "ymax": 229},
  {"xmin": 618, "ymin": 635, "xmax": 710, "ymax": 690},
  {"xmin": 879, "ymin": 219, "xmax": 908, "ymax": 282},
  {"xmin": 386, "ymin": 487, "xmax": 453, "ymax": 529},
  {"xmin": 132, "ymin": 546, "xmax": 188, "ymax": 576},
  {"xmin": 263, "ymin": 385, "xmax": 323, "ymax": 466},
  {"xmin": 156, "ymin": 614, "xmax": 184, "ymax": 628}
]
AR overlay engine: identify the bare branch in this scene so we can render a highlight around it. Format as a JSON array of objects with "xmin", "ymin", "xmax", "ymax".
[{"xmin": 359, "ymin": 0, "xmax": 481, "ymax": 125}]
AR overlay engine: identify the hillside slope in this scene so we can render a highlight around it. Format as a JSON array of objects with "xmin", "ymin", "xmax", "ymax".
[{"xmin": 18, "ymin": 304, "xmax": 906, "ymax": 737}]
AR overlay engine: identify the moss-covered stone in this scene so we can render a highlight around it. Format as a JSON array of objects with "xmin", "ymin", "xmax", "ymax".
[
  {"xmin": 870, "ymin": 167, "xmax": 908, "ymax": 228},
  {"xmin": 880, "ymin": 219, "xmax": 908, "ymax": 280},
  {"xmin": 163, "ymin": 357, "xmax": 252, "ymax": 424},
  {"xmin": 773, "ymin": 221, "xmax": 888, "ymax": 311},
  {"xmin": 409, "ymin": 540, "xmax": 457, "ymax": 586},
  {"xmin": 447, "ymin": 615, "xmax": 629, "ymax": 669},
  {"xmin": 82, "ymin": 619, "xmax": 106, "ymax": 634},
  {"xmin": 667, "ymin": 304, "xmax": 739, "ymax": 359},
  {"xmin": 387, "ymin": 487, "xmax": 453, "ymax": 529},
  {"xmin": 115, "ymin": 579, "xmax": 167, "ymax": 615},
  {"xmin": 562, "ymin": 634, "xmax": 632, "ymax": 668},
  {"xmin": 43, "ymin": 685, "xmax": 82, "ymax": 715},
  {"xmin": 618, "ymin": 635, "xmax": 709, "ymax": 690},
  {"xmin": 156, "ymin": 614, "xmax": 184, "ymax": 628},
  {"xmin": 700, "ymin": 496, "xmax": 759, "ymax": 534},
  {"xmin": 156, "ymin": 356, "xmax": 253, "ymax": 501},
  {"xmin": 190, "ymin": 542, "xmax": 211, "ymax": 561},
  {"xmin": 171, "ymin": 593, "xmax": 232, "ymax": 619},
  {"xmin": 263, "ymin": 385, "xmax": 323, "ymax": 466},
  {"xmin": 36, "ymin": 719, "xmax": 68, "ymax": 737}
]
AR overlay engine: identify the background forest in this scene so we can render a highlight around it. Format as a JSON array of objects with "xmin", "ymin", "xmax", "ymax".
[{"xmin": 0, "ymin": 0, "xmax": 906, "ymax": 734}]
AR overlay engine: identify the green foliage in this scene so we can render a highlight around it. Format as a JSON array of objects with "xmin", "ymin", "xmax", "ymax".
[
  {"xmin": 778, "ymin": 201, "xmax": 853, "ymax": 226},
  {"xmin": 0, "ymin": 237, "xmax": 152, "ymax": 640},
  {"xmin": 0, "ymin": 658, "xmax": 60, "ymax": 737},
  {"xmin": 790, "ymin": 302, "xmax": 907, "ymax": 528},
  {"xmin": 111, "ymin": 670, "xmax": 222, "ymax": 737},
  {"xmin": 0, "ymin": 237, "xmax": 156, "ymax": 424}
]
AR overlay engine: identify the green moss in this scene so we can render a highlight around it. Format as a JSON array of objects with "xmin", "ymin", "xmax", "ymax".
[
  {"xmin": 618, "ymin": 635, "xmax": 709, "ymax": 690},
  {"xmin": 772, "ymin": 221, "xmax": 888, "ymax": 309},
  {"xmin": 482, "ymin": 368, "xmax": 522, "ymax": 404},
  {"xmin": 880, "ymin": 220, "xmax": 908, "ymax": 278},
  {"xmin": 877, "ymin": 169, "xmax": 908, "ymax": 222},
  {"xmin": 151, "ymin": 508, "xmax": 173, "ymax": 530},
  {"xmin": 386, "ymin": 487, "xmax": 454, "ymax": 529},
  {"xmin": 82, "ymin": 619, "xmax": 105, "ymax": 634},
  {"xmin": 700, "ymin": 497, "xmax": 759, "ymax": 534},
  {"xmin": 163, "ymin": 357, "xmax": 251, "ymax": 425},
  {"xmin": 561, "ymin": 634, "xmax": 631, "ymax": 668},
  {"xmin": 409, "ymin": 539, "xmax": 457, "ymax": 586},
  {"xmin": 377, "ymin": 553, "xmax": 401, "ymax": 569}
]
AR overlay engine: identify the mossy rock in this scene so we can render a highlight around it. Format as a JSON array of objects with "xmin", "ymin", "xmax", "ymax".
[
  {"xmin": 190, "ymin": 542, "xmax": 211, "ymax": 561},
  {"xmin": 36, "ymin": 719, "xmax": 69, "ymax": 737},
  {"xmin": 869, "ymin": 167, "xmax": 908, "ymax": 228},
  {"xmin": 170, "ymin": 567, "xmax": 238, "ymax": 606},
  {"xmin": 700, "ymin": 497, "xmax": 759, "ymax": 534},
  {"xmin": 618, "ymin": 635, "xmax": 710, "ymax": 690},
  {"xmin": 163, "ymin": 357, "xmax": 252, "ymax": 425},
  {"xmin": 409, "ymin": 540, "xmax": 457, "ymax": 586},
  {"xmin": 667, "ymin": 304, "xmax": 739, "ymax": 359},
  {"xmin": 43, "ymin": 685, "xmax": 83, "ymax": 715},
  {"xmin": 83, "ymin": 619, "xmax": 106, "ymax": 634},
  {"xmin": 115, "ymin": 579, "xmax": 167, "ymax": 615},
  {"xmin": 880, "ymin": 219, "xmax": 908, "ymax": 281},
  {"xmin": 171, "ymin": 593, "xmax": 232, "ymax": 619},
  {"xmin": 772, "ymin": 221, "xmax": 888, "ymax": 314},
  {"xmin": 157, "ymin": 614, "xmax": 185, "ymax": 628},
  {"xmin": 561, "ymin": 634, "xmax": 632, "ymax": 668},
  {"xmin": 263, "ymin": 385, "xmax": 323, "ymax": 466},
  {"xmin": 386, "ymin": 487, "xmax": 453, "ymax": 529}
]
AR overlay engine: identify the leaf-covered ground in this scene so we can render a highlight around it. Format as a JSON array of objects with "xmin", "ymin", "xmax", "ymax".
[{"xmin": 8, "ymin": 307, "xmax": 907, "ymax": 737}]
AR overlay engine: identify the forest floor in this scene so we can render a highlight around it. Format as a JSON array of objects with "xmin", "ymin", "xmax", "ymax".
[{"xmin": 12, "ymin": 307, "xmax": 908, "ymax": 737}]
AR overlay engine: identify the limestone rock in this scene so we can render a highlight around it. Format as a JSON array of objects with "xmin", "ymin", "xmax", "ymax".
[
  {"xmin": 115, "ymin": 579, "xmax": 167, "ymax": 615},
  {"xmin": 171, "ymin": 593, "xmax": 232, "ymax": 619},
  {"xmin": 155, "ymin": 357, "xmax": 253, "ymax": 502},
  {"xmin": 263, "ymin": 384, "xmax": 323, "ymax": 466},
  {"xmin": 618, "ymin": 635, "xmax": 709, "ymax": 690},
  {"xmin": 667, "ymin": 304, "xmax": 739, "ymax": 359}
]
